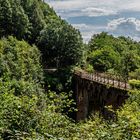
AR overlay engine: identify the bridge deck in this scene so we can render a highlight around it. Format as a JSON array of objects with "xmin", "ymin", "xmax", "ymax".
[{"xmin": 74, "ymin": 70, "xmax": 130, "ymax": 90}]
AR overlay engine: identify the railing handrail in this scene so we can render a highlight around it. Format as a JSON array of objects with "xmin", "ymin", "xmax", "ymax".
[{"xmin": 74, "ymin": 70, "xmax": 130, "ymax": 90}]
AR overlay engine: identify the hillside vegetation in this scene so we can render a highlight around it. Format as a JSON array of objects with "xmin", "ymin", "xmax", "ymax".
[
  {"xmin": 0, "ymin": 0, "xmax": 83, "ymax": 68},
  {"xmin": 87, "ymin": 32, "xmax": 140, "ymax": 80},
  {"xmin": 0, "ymin": 0, "xmax": 140, "ymax": 139}
]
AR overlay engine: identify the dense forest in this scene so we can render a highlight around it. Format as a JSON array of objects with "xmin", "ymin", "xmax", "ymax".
[
  {"xmin": 0, "ymin": 0, "xmax": 140, "ymax": 139},
  {"xmin": 87, "ymin": 32, "xmax": 140, "ymax": 79}
]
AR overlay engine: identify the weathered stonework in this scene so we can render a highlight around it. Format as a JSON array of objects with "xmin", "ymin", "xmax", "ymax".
[{"xmin": 73, "ymin": 74, "xmax": 129, "ymax": 121}]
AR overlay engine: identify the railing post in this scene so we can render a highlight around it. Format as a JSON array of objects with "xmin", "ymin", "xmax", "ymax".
[
  {"xmin": 100, "ymin": 74, "xmax": 102, "ymax": 83},
  {"xmin": 98, "ymin": 72, "xmax": 99, "ymax": 82},
  {"xmin": 97, "ymin": 72, "xmax": 99, "ymax": 82},
  {"xmin": 118, "ymin": 78, "xmax": 120, "ymax": 88},
  {"xmin": 80, "ymin": 71, "xmax": 82, "ymax": 78},
  {"xmin": 96, "ymin": 72, "xmax": 97, "ymax": 81},
  {"xmin": 125, "ymin": 81, "xmax": 127, "ymax": 89},
  {"xmin": 98, "ymin": 73, "xmax": 101, "ymax": 82},
  {"xmin": 124, "ymin": 79, "xmax": 127, "ymax": 89},
  {"xmin": 107, "ymin": 75, "xmax": 109, "ymax": 84},
  {"xmin": 104, "ymin": 74, "xmax": 105, "ymax": 83},
  {"xmin": 113, "ymin": 77, "xmax": 114, "ymax": 86}
]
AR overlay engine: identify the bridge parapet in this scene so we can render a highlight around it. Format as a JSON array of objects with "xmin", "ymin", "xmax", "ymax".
[{"xmin": 74, "ymin": 70, "xmax": 130, "ymax": 90}]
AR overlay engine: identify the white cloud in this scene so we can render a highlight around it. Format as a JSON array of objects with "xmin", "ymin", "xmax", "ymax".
[
  {"xmin": 72, "ymin": 23, "xmax": 88, "ymax": 29},
  {"xmin": 73, "ymin": 24, "xmax": 106, "ymax": 31},
  {"xmin": 132, "ymin": 36, "xmax": 140, "ymax": 41},
  {"xmin": 45, "ymin": 0, "xmax": 119, "ymax": 18},
  {"xmin": 108, "ymin": 18, "xmax": 140, "ymax": 31},
  {"xmin": 107, "ymin": 18, "xmax": 140, "ymax": 42},
  {"xmin": 122, "ymin": 1, "xmax": 140, "ymax": 11},
  {"xmin": 46, "ymin": 0, "xmax": 140, "ymax": 18},
  {"xmin": 53, "ymin": 7, "xmax": 117, "ymax": 19},
  {"xmin": 45, "ymin": 0, "xmax": 140, "ymax": 42},
  {"xmin": 81, "ymin": 7, "xmax": 117, "ymax": 17},
  {"xmin": 72, "ymin": 23, "xmax": 107, "ymax": 42}
]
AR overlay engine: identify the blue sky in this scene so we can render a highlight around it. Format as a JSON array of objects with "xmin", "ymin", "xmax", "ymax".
[{"xmin": 45, "ymin": 0, "xmax": 140, "ymax": 42}]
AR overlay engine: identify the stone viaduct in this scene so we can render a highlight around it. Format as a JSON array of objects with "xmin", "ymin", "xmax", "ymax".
[{"xmin": 73, "ymin": 70, "xmax": 130, "ymax": 121}]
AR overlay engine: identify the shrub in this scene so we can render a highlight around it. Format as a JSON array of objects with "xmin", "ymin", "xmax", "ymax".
[
  {"xmin": 85, "ymin": 64, "xmax": 94, "ymax": 73},
  {"xmin": 129, "ymin": 79, "xmax": 140, "ymax": 89}
]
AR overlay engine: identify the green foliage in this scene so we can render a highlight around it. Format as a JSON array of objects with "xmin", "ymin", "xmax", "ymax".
[
  {"xmin": 88, "ymin": 45, "xmax": 120, "ymax": 72},
  {"xmin": 0, "ymin": 0, "xmax": 83, "ymax": 69},
  {"xmin": 10, "ymin": 0, "xmax": 30, "ymax": 40},
  {"xmin": 0, "ymin": 1, "xmax": 140, "ymax": 139},
  {"xmin": 0, "ymin": 0, "xmax": 55, "ymax": 41},
  {"xmin": 0, "ymin": 36, "xmax": 44, "ymax": 138},
  {"xmin": 88, "ymin": 32, "xmax": 140, "ymax": 76},
  {"xmin": 0, "ymin": 0, "xmax": 12, "ymax": 37},
  {"xmin": 0, "ymin": 0, "xmax": 30, "ymax": 40},
  {"xmin": 38, "ymin": 19, "xmax": 83, "ymax": 68},
  {"xmin": 27, "ymin": 0, "xmax": 46, "ymax": 43},
  {"xmin": 129, "ymin": 79, "xmax": 140, "ymax": 89},
  {"xmin": 120, "ymin": 49, "xmax": 140, "ymax": 79},
  {"xmin": 47, "ymin": 91, "xmax": 76, "ymax": 113},
  {"xmin": 129, "ymin": 68, "xmax": 140, "ymax": 80},
  {"xmin": 68, "ymin": 89, "xmax": 140, "ymax": 140},
  {"xmin": 85, "ymin": 64, "xmax": 94, "ymax": 73},
  {"xmin": 0, "ymin": 90, "xmax": 77, "ymax": 139},
  {"xmin": 0, "ymin": 0, "xmax": 84, "ymax": 101},
  {"xmin": 0, "ymin": 36, "xmax": 78, "ymax": 139},
  {"xmin": 0, "ymin": 93, "xmax": 41, "ymax": 139},
  {"xmin": 85, "ymin": 32, "xmax": 140, "ymax": 138},
  {"xmin": 45, "ymin": 68, "xmax": 74, "ymax": 93},
  {"xmin": 0, "ymin": 36, "xmax": 43, "ymax": 83}
]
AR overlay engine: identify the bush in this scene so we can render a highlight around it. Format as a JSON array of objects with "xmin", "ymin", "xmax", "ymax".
[
  {"xmin": 0, "ymin": 36, "xmax": 43, "ymax": 82},
  {"xmin": 88, "ymin": 46, "xmax": 120, "ymax": 72},
  {"xmin": 0, "ymin": 36, "xmax": 79, "ymax": 139},
  {"xmin": 0, "ymin": 91, "xmax": 77, "ymax": 139},
  {"xmin": 129, "ymin": 79, "xmax": 140, "ymax": 89},
  {"xmin": 129, "ymin": 68, "xmax": 140, "ymax": 80},
  {"xmin": 85, "ymin": 64, "xmax": 94, "ymax": 73},
  {"xmin": 0, "ymin": 93, "xmax": 42, "ymax": 139}
]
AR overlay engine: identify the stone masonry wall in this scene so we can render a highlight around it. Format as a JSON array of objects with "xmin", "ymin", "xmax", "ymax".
[{"xmin": 73, "ymin": 75, "xmax": 129, "ymax": 121}]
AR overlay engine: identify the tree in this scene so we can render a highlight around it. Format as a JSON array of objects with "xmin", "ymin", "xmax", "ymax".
[
  {"xmin": 88, "ymin": 32, "xmax": 114, "ymax": 51},
  {"xmin": 38, "ymin": 19, "xmax": 83, "ymax": 68},
  {"xmin": 28, "ymin": 0, "xmax": 46, "ymax": 43},
  {"xmin": 88, "ymin": 46, "xmax": 120, "ymax": 72},
  {"xmin": 120, "ymin": 49, "xmax": 140, "ymax": 79},
  {"xmin": 0, "ymin": 36, "xmax": 43, "ymax": 88},
  {"xmin": 10, "ymin": 0, "xmax": 30, "ymax": 40},
  {"xmin": 88, "ymin": 32, "xmax": 140, "ymax": 76},
  {"xmin": 0, "ymin": 0, "xmax": 12, "ymax": 37}
]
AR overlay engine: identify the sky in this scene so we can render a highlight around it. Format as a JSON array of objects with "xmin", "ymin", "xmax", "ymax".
[{"xmin": 45, "ymin": 0, "xmax": 140, "ymax": 43}]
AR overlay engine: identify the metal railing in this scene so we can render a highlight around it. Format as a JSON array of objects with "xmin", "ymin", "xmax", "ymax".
[{"xmin": 74, "ymin": 70, "xmax": 130, "ymax": 90}]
